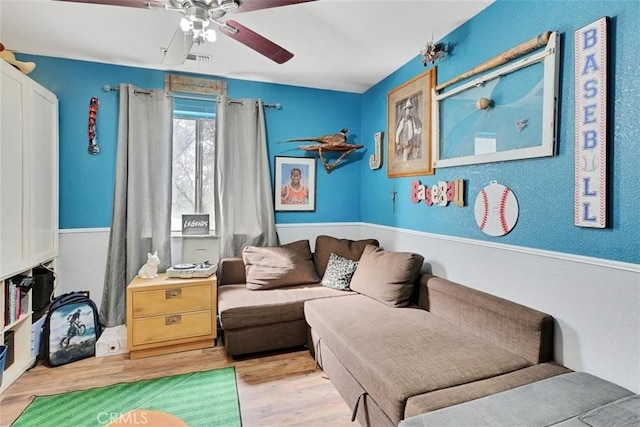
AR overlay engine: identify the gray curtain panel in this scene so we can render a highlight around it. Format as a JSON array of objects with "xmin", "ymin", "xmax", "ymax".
[
  {"xmin": 215, "ymin": 96, "xmax": 277, "ymax": 258},
  {"xmin": 100, "ymin": 84, "xmax": 173, "ymax": 327}
]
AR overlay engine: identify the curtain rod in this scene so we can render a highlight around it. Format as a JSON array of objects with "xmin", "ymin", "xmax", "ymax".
[{"xmin": 102, "ymin": 85, "xmax": 282, "ymax": 110}]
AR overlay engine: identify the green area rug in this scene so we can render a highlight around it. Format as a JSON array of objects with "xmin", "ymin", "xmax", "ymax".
[{"xmin": 13, "ymin": 367, "xmax": 241, "ymax": 427}]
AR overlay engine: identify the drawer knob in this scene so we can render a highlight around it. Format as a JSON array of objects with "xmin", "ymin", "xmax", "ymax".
[
  {"xmin": 166, "ymin": 288, "xmax": 182, "ymax": 299},
  {"xmin": 165, "ymin": 314, "xmax": 182, "ymax": 325}
]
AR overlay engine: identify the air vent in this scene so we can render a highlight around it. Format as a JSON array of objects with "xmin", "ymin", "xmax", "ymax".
[
  {"xmin": 160, "ymin": 47, "xmax": 211, "ymax": 63},
  {"xmin": 186, "ymin": 53, "xmax": 211, "ymax": 62}
]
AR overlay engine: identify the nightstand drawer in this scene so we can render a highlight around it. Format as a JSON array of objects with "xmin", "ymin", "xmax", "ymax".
[
  {"xmin": 131, "ymin": 310, "xmax": 213, "ymax": 346},
  {"xmin": 132, "ymin": 285, "xmax": 211, "ymax": 318}
]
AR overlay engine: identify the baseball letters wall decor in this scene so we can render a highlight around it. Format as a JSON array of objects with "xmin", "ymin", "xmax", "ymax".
[
  {"xmin": 474, "ymin": 182, "xmax": 519, "ymax": 237},
  {"xmin": 411, "ymin": 179, "xmax": 465, "ymax": 207},
  {"xmin": 574, "ymin": 17, "xmax": 608, "ymax": 228},
  {"xmin": 369, "ymin": 131, "xmax": 383, "ymax": 170}
]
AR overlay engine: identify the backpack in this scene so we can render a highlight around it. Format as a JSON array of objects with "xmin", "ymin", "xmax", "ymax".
[{"xmin": 42, "ymin": 292, "xmax": 102, "ymax": 367}]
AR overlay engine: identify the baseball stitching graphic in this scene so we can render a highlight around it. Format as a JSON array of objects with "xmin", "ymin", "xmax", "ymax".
[
  {"xmin": 474, "ymin": 182, "xmax": 519, "ymax": 237},
  {"xmin": 581, "ymin": 153, "xmax": 599, "ymax": 172}
]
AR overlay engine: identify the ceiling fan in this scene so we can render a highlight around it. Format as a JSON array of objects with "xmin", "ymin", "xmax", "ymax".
[{"xmin": 54, "ymin": 0, "xmax": 316, "ymax": 65}]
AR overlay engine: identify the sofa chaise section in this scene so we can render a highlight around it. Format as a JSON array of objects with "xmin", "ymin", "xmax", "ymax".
[
  {"xmin": 305, "ymin": 273, "xmax": 562, "ymax": 426},
  {"xmin": 306, "ymin": 294, "xmax": 534, "ymax": 424}
]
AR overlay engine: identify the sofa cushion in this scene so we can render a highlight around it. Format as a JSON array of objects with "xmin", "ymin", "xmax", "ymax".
[
  {"xmin": 219, "ymin": 283, "xmax": 350, "ymax": 330},
  {"xmin": 321, "ymin": 253, "xmax": 359, "ymax": 290},
  {"xmin": 313, "ymin": 235, "xmax": 379, "ymax": 278},
  {"xmin": 305, "ymin": 294, "xmax": 532, "ymax": 425},
  {"xmin": 243, "ymin": 239, "xmax": 319, "ymax": 290},
  {"xmin": 349, "ymin": 244, "xmax": 424, "ymax": 307}
]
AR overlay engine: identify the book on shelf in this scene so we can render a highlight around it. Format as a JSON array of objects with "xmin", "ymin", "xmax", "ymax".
[{"xmin": 4, "ymin": 278, "xmax": 23, "ymax": 325}]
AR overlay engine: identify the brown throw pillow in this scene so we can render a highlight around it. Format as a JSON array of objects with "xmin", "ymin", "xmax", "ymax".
[
  {"xmin": 243, "ymin": 240, "xmax": 320, "ymax": 290},
  {"xmin": 313, "ymin": 235, "xmax": 380, "ymax": 278},
  {"xmin": 349, "ymin": 244, "xmax": 424, "ymax": 307}
]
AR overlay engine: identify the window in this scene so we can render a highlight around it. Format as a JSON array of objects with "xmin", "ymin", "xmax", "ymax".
[{"xmin": 171, "ymin": 99, "xmax": 216, "ymax": 232}]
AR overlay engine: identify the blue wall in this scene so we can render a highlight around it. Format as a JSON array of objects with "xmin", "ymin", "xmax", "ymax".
[
  {"xmin": 22, "ymin": 56, "xmax": 362, "ymax": 229},
  {"xmin": 360, "ymin": 0, "xmax": 640, "ymax": 264},
  {"xmin": 20, "ymin": 0, "xmax": 639, "ymax": 264}
]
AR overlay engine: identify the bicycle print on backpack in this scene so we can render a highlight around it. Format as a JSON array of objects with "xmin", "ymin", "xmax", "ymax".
[{"xmin": 42, "ymin": 292, "xmax": 102, "ymax": 367}]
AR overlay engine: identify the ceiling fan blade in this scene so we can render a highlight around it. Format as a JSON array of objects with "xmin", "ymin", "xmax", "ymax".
[
  {"xmin": 54, "ymin": 0, "xmax": 169, "ymax": 9},
  {"xmin": 233, "ymin": 0, "xmax": 316, "ymax": 13},
  {"xmin": 221, "ymin": 20, "xmax": 293, "ymax": 64},
  {"xmin": 162, "ymin": 26, "xmax": 195, "ymax": 65}
]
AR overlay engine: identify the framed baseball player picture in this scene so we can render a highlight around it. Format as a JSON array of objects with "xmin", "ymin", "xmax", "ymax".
[
  {"xmin": 387, "ymin": 68, "xmax": 436, "ymax": 178},
  {"xmin": 274, "ymin": 156, "xmax": 316, "ymax": 212}
]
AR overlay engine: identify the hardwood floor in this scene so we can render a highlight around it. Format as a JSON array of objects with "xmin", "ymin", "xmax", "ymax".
[{"xmin": 0, "ymin": 345, "xmax": 354, "ymax": 427}]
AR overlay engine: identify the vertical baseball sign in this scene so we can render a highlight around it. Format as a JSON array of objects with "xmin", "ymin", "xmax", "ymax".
[{"xmin": 574, "ymin": 17, "xmax": 608, "ymax": 228}]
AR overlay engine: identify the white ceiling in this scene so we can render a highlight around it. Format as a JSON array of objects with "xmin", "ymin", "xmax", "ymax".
[{"xmin": 0, "ymin": 0, "xmax": 493, "ymax": 93}]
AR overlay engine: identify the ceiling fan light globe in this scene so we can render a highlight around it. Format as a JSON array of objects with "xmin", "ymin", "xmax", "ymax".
[
  {"xmin": 204, "ymin": 29, "xmax": 217, "ymax": 42},
  {"xmin": 180, "ymin": 17, "xmax": 192, "ymax": 31}
]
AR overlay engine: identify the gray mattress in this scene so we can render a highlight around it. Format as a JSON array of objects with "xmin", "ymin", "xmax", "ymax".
[{"xmin": 400, "ymin": 372, "xmax": 638, "ymax": 427}]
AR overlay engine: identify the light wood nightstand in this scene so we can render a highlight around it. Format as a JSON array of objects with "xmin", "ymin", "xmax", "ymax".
[{"xmin": 126, "ymin": 273, "xmax": 217, "ymax": 359}]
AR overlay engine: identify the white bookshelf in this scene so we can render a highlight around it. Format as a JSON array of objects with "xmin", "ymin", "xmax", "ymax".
[
  {"xmin": 1, "ymin": 271, "xmax": 35, "ymax": 394},
  {"xmin": 1, "ymin": 60, "xmax": 58, "ymax": 394}
]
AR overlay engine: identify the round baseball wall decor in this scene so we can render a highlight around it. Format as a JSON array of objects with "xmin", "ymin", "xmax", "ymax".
[{"xmin": 474, "ymin": 181, "xmax": 519, "ymax": 237}]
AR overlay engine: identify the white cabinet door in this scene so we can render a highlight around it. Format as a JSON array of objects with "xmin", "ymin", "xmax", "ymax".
[
  {"xmin": 28, "ymin": 82, "xmax": 59, "ymax": 265},
  {"xmin": 0, "ymin": 61, "xmax": 58, "ymax": 278},
  {"xmin": 0, "ymin": 63, "xmax": 28, "ymax": 278}
]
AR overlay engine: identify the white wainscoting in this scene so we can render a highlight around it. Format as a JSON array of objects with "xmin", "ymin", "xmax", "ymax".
[
  {"xmin": 60, "ymin": 223, "xmax": 640, "ymax": 393},
  {"xmin": 58, "ymin": 229, "xmax": 207, "ymax": 310},
  {"xmin": 57, "ymin": 228, "xmax": 110, "ymax": 306}
]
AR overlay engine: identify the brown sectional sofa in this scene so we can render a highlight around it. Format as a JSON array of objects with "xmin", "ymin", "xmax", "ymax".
[{"xmin": 217, "ymin": 235, "xmax": 567, "ymax": 425}]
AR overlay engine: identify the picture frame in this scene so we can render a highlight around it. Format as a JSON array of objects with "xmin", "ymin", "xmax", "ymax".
[
  {"xmin": 432, "ymin": 32, "xmax": 559, "ymax": 169},
  {"xmin": 274, "ymin": 156, "xmax": 316, "ymax": 212},
  {"xmin": 387, "ymin": 68, "xmax": 436, "ymax": 177}
]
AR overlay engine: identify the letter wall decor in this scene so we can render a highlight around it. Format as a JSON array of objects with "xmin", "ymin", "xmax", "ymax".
[{"xmin": 574, "ymin": 17, "xmax": 608, "ymax": 228}]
